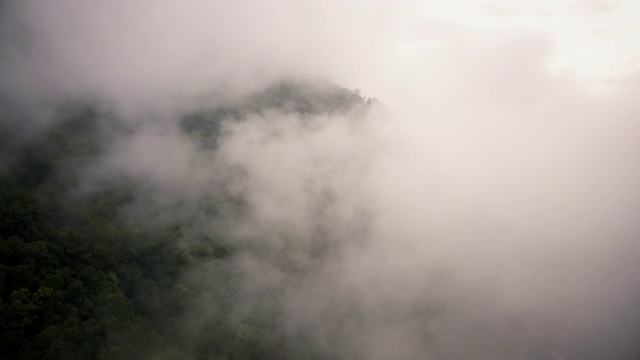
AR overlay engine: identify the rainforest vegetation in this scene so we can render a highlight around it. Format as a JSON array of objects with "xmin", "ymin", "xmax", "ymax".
[{"xmin": 0, "ymin": 82, "xmax": 370, "ymax": 360}]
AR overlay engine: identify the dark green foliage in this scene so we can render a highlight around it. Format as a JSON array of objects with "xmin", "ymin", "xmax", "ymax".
[
  {"xmin": 180, "ymin": 109, "xmax": 230, "ymax": 150},
  {"xmin": 0, "ymin": 83, "xmax": 363, "ymax": 359},
  {"xmin": 247, "ymin": 81, "xmax": 367, "ymax": 115},
  {"xmin": 179, "ymin": 80, "xmax": 369, "ymax": 151},
  {"xmin": 0, "ymin": 189, "xmax": 39, "ymax": 239}
]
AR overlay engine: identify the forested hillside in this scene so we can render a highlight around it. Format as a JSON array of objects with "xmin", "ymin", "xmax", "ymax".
[{"xmin": 0, "ymin": 81, "xmax": 371, "ymax": 360}]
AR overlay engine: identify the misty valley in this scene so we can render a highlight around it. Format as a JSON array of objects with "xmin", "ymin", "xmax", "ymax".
[{"xmin": 0, "ymin": 82, "xmax": 378, "ymax": 359}]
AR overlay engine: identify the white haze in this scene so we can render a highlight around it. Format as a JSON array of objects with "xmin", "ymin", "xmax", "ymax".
[{"xmin": 1, "ymin": 0, "xmax": 640, "ymax": 359}]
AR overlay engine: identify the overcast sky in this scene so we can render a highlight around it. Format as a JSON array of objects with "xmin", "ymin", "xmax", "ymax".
[{"xmin": 2, "ymin": 0, "xmax": 638, "ymax": 114}]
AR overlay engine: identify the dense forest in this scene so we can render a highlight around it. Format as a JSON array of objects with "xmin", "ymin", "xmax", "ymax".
[{"xmin": 0, "ymin": 81, "xmax": 372, "ymax": 360}]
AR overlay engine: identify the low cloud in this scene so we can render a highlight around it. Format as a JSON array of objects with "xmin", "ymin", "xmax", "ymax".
[{"xmin": 1, "ymin": 1, "xmax": 640, "ymax": 359}]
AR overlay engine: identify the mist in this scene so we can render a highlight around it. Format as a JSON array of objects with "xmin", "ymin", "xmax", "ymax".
[{"xmin": 1, "ymin": 0, "xmax": 640, "ymax": 359}]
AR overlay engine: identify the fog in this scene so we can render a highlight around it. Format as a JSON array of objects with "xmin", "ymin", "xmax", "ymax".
[{"xmin": 1, "ymin": 0, "xmax": 640, "ymax": 359}]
